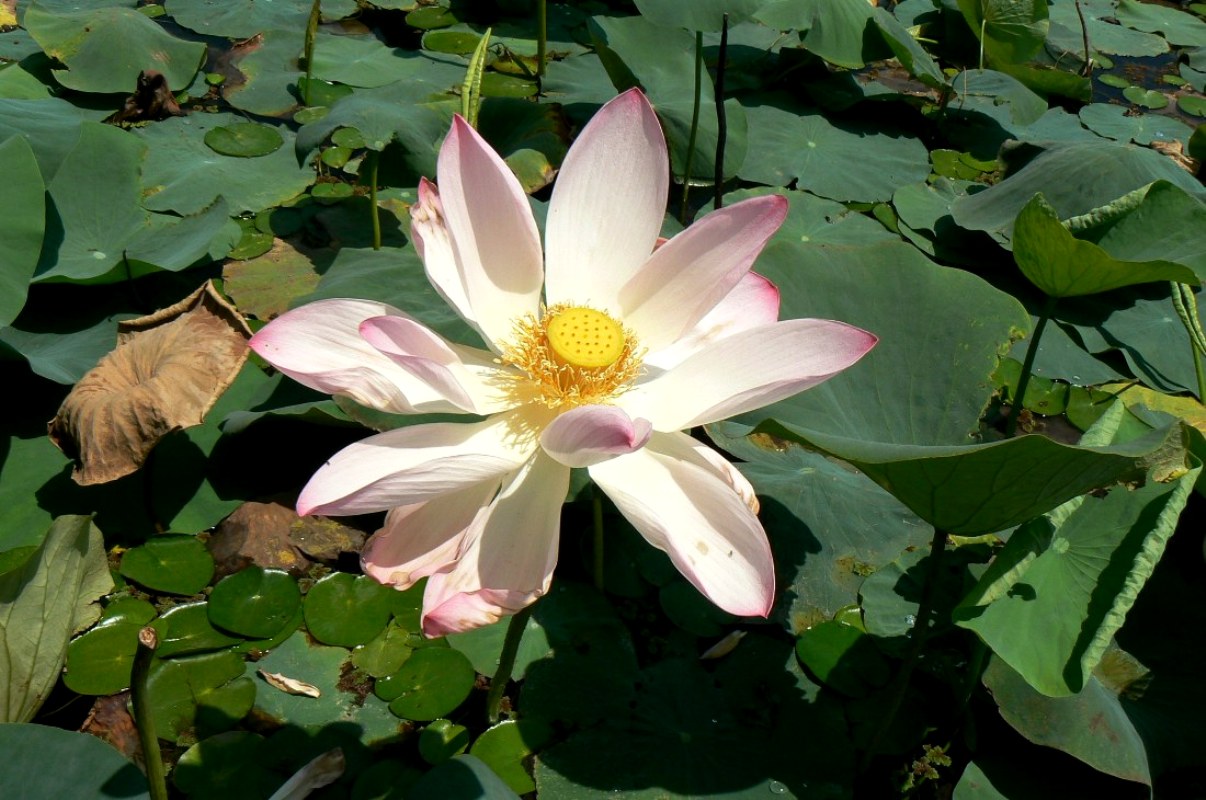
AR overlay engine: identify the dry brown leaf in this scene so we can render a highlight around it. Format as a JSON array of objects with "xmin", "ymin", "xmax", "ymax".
[
  {"xmin": 48, "ymin": 281, "xmax": 252, "ymax": 485},
  {"xmin": 259, "ymin": 669, "xmax": 322, "ymax": 698}
]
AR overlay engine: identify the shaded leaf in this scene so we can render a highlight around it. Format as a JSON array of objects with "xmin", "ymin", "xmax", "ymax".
[
  {"xmin": 0, "ymin": 136, "xmax": 44, "ymax": 328},
  {"xmin": 0, "ymin": 723, "xmax": 148, "ymax": 799}
]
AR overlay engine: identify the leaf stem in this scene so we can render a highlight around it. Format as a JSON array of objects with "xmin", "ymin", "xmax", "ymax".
[
  {"xmin": 366, "ymin": 150, "xmax": 380, "ymax": 251},
  {"xmin": 859, "ymin": 528, "xmax": 949, "ymax": 773},
  {"xmin": 593, "ymin": 484, "xmax": 606, "ymax": 592},
  {"xmin": 1005, "ymin": 294, "xmax": 1058, "ymax": 437},
  {"xmin": 713, "ymin": 14, "xmax": 729, "ymax": 210},
  {"xmin": 536, "ymin": 0, "xmax": 547, "ymax": 92},
  {"xmin": 486, "ymin": 604, "xmax": 535, "ymax": 724},
  {"xmin": 679, "ymin": 31, "xmax": 704, "ymax": 225},
  {"xmin": 303, "ymin": 0, "xmax": 320, "ymax": 106},
  {"xmin": 132, "ymin": 627, "xmax": 168, "ymax": 800}
]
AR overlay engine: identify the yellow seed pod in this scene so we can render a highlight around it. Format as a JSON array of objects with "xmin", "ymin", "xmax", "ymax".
[{"xmin": 546, "ymin": 306, "xmax": 625, "ymax": 369}]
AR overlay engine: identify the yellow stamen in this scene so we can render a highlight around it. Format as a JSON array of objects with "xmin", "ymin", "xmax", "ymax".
[{"xmin": 500, "ymin": 304, "xmax": 643, "ymax": 409}]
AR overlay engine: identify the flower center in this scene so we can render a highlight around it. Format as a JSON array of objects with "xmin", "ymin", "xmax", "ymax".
[
  {"xmin": 500, "ymin": 304, "xmax": 643, "ymax": 409},
  {"xmin": 546, "ymin": 306, "xmax": 625, "ymax": 368}
]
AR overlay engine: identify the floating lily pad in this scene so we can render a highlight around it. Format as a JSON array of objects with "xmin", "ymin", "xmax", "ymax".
[
  {"xmin": 119, "ymin": 534, "xmax": 215, "ymax": 595},
  {"xmin": 470, "ymin": 719, "xmax": 554, "ymax": 795},
  {"xmin": 204, "ymin": 122, "xmax": 284, "ymax": 157},
  {"xmin": 304, "ymin": 572, "xmax": 396, "ymax": 647},
  {"xmin": 155, "ymin": 602, "xmax": 243, "ymax": 658},
  {"xmin": 1178, "ymin": 94, "xmax": 1206, "ymax": 117},
  {"xmin": 1122, "ymin": 86, "xmax": 1168, "ymax": 109},
  {"xmin": 248, "ymin": 630, "xmax": 403, "ymax": 745},
  {"xmin": 419, "ymin": 719, "xmax": 470, "ymax": 765},
  {"xmin": 208, "ymin": 566, "xmax": 301, "ymax": 639},
  {"xmin": 378, "ymin": 647, "xmax": 476, "ymax": 722},
  {"xmin": 146, "ymin": 649, "xmax": 257, "ymax": 741},
  {"xmin": 795, "ymin": 620, "xmax": 891, "ymax": 698},
  {"xmin": 172, "ymin": 731, "xmax": 281, "ymax": 800},
  {"xmin": 0, "ymin": 723, "xmax": 149, "ymax": 799},
  {"xmin": 351, "ymin": 622, "xmax": 414, "ymax": 678},
  {"xmin": 1079, "ymin": 103, "xmax": 1191, "ymax": 146},
  {"xmin": 64, "ymin": 598, "xmax": 156, "ymax": 695}
]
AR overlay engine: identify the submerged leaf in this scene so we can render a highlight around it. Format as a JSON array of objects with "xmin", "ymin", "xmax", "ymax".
[{"xmin": 48, "ymin": 282, "xmax": 252, "ymax": 485}]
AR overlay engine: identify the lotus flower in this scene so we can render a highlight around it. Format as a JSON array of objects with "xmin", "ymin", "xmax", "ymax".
[{"xmin": 250, "ymin": 89, "xmax": 876, "ymax": 636}]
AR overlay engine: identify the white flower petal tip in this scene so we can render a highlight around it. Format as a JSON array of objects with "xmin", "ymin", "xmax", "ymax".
[
  {"xmin": 540, "ymin": 405, "xmax": 652, "ymax": 468},
  {"xmin": 620, "ymin": 194, "xmax": 789, "ymax": 351}
]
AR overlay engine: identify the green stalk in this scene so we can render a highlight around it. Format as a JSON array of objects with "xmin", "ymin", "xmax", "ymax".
[
  {"xmin": 1171, "ymin": 281, "xmax": 1206, "ymax": 404},
  {"xmin": 366, "ymin": 150, "xmax": 381, "ymax": 251},
  {"xmin": 303, "ymin": 0, "xmax": 320, "ymax": 106},
  {"xmin": 679, "ymin": 31, "xmax": 704, "ymax": 225},
  {"xmin": 859, "ymin": 528, "xmax": 949, "ymax": 773},
  {"xmin": 712, "ymin": 14, "xmax": 729, "ymax": 210},
  {"xmin": 536, "ymin": 0, "xmax": 547, "ymax": 91},
  {"xmin": 132, "ymin": 627, "xmax": 168, "ymax": 800},
  {"xmin": 486, "ymin": 605, "xmax": 535, "ymax": 724},
  {"xmin": 592, "ymin": 485, "xmax": 606, "ymax": 592},
  {"xmin": 1005, "ymin": 294, "xmax": 1058, "ymax": 437}
]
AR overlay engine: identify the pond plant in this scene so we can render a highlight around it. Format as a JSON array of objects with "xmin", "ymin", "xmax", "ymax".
[{"xmin": 0, "ymin": 0, "xmax": 1204, "ymax": 798}]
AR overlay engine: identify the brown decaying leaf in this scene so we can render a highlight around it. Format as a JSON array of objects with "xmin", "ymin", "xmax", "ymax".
[
  {"xmin": 80, "ymin": 692, "xmax": 141, "ymax": 763},
  {"xmin": 258, "ymin": 669, "xmax": 322, "ymax": 698},
  {"xmin": 106, "ymin": 70, "xmax": 185, "ymax": 125},
  {"xmin": 208, "ymin": 499, "xmax": 366, "ymax": 578},
  {"xmin": 48, "ymin": 281, "xmax": 252, "ymax": 486}
]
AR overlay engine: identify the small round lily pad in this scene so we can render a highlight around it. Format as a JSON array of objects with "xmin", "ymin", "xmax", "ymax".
[
  {"xmin": 418, "ymin": 719, "xmax": 470, "ymax": 765},
  {"xmin": 1097, "ymin": 74, "xmax": 1130, "ymax": 89},
  {"xmin": 119, "ymin": 534, "xmax": 214, "ymax": 595},
  {"xmin": 155, "ymin": 602, "xmax": 242, "ymax": 658},
  {"xmin": 304, "ymin": 572, "xmax": 395, "ymax": 647},
  {"xmin": 204, "ymin": 122, "xmax": 284, "ymax": 157},
  {"xmin": 470, "ymin": 719, "xmax": 554, "ymax": 794},
  {"xmin": 1123, "ymin": 86, "xmax": 1169, "ymax": 109},
  {"xmin": 208, "ymin": 566, "xmax": 301, "ymax": 639},
  {"xmin": 173, "ymin": 732, "xmax": 278, "ymax": 800},
  {"xmin": 312, "ymin": 182, "xmax": 355, "ymax": 201},
  {"xmin": 1179, "ymin": 95, "xmax": 1206, "ymax": 117},
  {"xmin": 378, "ymin": 648, "xmax": 476, "ymax": 721}
]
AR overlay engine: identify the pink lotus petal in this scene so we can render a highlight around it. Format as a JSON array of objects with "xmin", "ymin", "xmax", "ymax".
[
  {"xmin": 540, "ymin": 405, "xmax": 652, "ymax": 467},
  {"xmin": 589, "ymin": 432, "xmax": 775, "ymax": 617},
  {"xmin": 622, "ymin": 318, "xmax": 878, "ymax": 430},
  {"xmin": 421, "ymin": 453, "xmax": 569, "ymax": 636},
  {"xmin": 361, "ymin": 480, "xmax": 500, "ymax": 589},
  {"xmin": 296, "ymin": 412, "xmax": 536, "ymax": 517},
  {"xmin": 544, "ymin": 89, "xmax": 668, "ymax": 313},
  {"xmin": 646, "ymin": 271, "xmax": 781, "ymax": 369},
  {"xmin": 620, "ymin": 194, "xmax": 788, "ymax": 352},
  {"xmin": 249, "ymin": 298, "xmax": 470, "ymax": 415},
  {"xmin": 359, "ymin": 315, "xmax": 508, "ymax": 414},
  {"xmin": 437, "ymin": 116, "xmax": 544, "ymax": 348}
]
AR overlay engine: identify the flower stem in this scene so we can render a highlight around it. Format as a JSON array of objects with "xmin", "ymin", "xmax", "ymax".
[
  {"xmin": 679, "ymin": 31, "xmax": 704, "ymax": 225},
  {"xmin": 486, "ymin": 605, "xmax": 534, "ymax": 724},
  {"xmin": 1005, "ymin": 294, "xmax": 1058, "ymax": 437},
  {"xmin": 592, "ymin": 484, "xmax": 606, "ymax": 592},
  {"xmin": 366, "ymin": 150, "xmax": 381, "ymax": 251},
  {"xmin": 1170, "ymin": 281, "xmax": 1206, "ymax": 404},
  {"xmin": 132, "ymin": 627, "xmax": 168, "ymax": 800},
  {"xmin": 859, "ymin": 528, "xmax": 949, "ymax": 773},
  {"xmin": 712, "ymin": 14, "xmax": 729, "ymax": 210},
  {"xmin": 536, "ymin": 0, "xmax": 547, "ymax": 91}
]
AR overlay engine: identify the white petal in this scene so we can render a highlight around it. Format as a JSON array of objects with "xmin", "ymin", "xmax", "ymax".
[
  {"xmin": 296, "ymin": 411, "xmax": 539, "ymax": 516},
  {"xmin": 544, "ymin": 89, "xmax": 668, "ymax": 313},
  {"xmin": 361, "ymin": 480, "xmax": 500, "ymax": 589},
  {"xmin": 540, "ymin": 405, "xmax": 652, "ymax": 467},
  {"xmin": 421, "ymin": 453, "xmax": 570, "ymax": 636},
  {"xmin": 620, "ymin": 195, "xmax": 787, "ymax": 352},
  {"xmin": 359, "ymin": 315, "xmax": 515, "ymax": 415},
  {"xmin": 410, "ymin": 178, "xmax": 477, "ymax": 337},
  {"xmin": 646, "ymin": 271, "xmax": 781, "ymax": 369},
  {"xmin": 436, "ymin": 116, "xmax": 544, "ymax": 347},
  {"xmin": 623, "ymin": 318, "xmax": 878, "ymax": 430},
  {"xmin": 589, "ymin": 433, "xmax": 774, "ymax": 617},
  {"xmin": 249, "ymin": 298, "xmax": 471, "ymax": 414}
]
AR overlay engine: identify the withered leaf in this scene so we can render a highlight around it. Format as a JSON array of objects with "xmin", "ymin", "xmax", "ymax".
[
  {"xmin": 49, "ymin": 281, "xmax": 252, "ymax": 486},
  {"xmin": 258, "ymin": 669, "xmax": 321, "ymax": 698},
  {"xmin": 106, "ymin": 70, "xmax": 186, "ymax": 126}
]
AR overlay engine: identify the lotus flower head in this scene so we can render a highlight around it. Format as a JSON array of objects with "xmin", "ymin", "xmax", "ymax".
[{"xmin": 250, "ymin": 89, "xmax": 876, "ymax": 636}]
